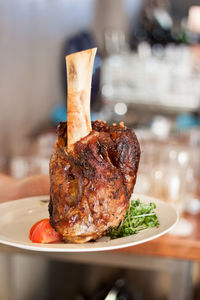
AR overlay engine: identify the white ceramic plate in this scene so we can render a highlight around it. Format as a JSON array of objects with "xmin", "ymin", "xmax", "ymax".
[{"xmin": 0, "ymin": 194, "xmax": 178, "ymax": 252}]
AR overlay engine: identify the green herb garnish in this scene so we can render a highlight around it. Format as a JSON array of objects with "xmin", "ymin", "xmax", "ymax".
[{"xmin": 107, "ymin": 199, "xmax": 160, "ymax": 239}]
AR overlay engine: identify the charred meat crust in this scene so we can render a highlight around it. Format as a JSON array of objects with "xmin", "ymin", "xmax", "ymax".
[{"xmin": 49, "ymin": 120, "xmax": 140, "ymax": 243}]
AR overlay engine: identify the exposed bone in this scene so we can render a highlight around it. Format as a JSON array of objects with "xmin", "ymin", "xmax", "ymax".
[{"xmin": 66, "ymin": 48, "xmax": 97, "ymax": 150}]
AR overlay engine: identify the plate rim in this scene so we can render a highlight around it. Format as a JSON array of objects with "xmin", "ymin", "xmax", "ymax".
[{"xmin": 0, "ymin": 194, "xmax": 179, "ymax": 252}]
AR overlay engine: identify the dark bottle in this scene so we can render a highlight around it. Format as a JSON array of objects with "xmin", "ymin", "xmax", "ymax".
[{"xmin": 130, "ymin": 0, "xmax": 179, "ymax": 48}]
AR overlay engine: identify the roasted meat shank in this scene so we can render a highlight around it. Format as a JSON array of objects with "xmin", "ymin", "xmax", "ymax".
[{"xmin": 49, "ymin": 49, "xmax": 140, "ymax": 243}]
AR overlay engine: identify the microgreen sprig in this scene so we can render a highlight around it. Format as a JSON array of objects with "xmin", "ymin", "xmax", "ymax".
[{"xmin": 107, "ymin": 199, "xmax": 160, "ymax": 239}]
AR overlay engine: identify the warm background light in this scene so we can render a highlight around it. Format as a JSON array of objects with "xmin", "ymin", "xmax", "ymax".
[{"xmin": 188, "ymin": 6, "xmax": 200, "ymax": 33}]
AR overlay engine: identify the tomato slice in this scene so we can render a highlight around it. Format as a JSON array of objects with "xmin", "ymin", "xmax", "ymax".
[
  {"xmin": 29, "ymin": 219, "xmax": 44, "ymax": 240},
  {"xmin": 29, "ymin": 219, "xmax": 62, "ymax": 244}
]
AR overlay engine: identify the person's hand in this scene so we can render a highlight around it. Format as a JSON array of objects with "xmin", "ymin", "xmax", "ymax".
[{"xmin": 0, "ymin": 174, "xmax": 50, "ymax": 202}]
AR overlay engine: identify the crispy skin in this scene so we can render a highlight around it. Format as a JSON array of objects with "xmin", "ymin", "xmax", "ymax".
[{"xmin": 49, "ymin": 120, "xmax": 140, "ymax": 243}]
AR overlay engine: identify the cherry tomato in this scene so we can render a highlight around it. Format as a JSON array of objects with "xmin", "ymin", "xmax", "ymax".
[{"xmin": 29, "ymin": 219, "xmax": 62, "ymax": 244}]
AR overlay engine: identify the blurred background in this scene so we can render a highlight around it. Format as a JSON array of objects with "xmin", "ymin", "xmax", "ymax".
[{"xmin": 1, "ymin": 0, "xmax": 200, "ymax": 299}]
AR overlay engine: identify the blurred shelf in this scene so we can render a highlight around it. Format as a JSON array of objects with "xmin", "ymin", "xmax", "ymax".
[{"xmin": 102, "ymin": 92, "xmax": 200, "ymax": 114}]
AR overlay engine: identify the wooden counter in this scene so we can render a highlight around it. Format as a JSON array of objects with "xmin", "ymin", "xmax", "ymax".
[
  {"xmin": 0, "ymin": 213, "xmax": 198, "ymax": 300},
  {"xmin": 117, "ymin": 213, "xmax": 200, "ymax": 261}
]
